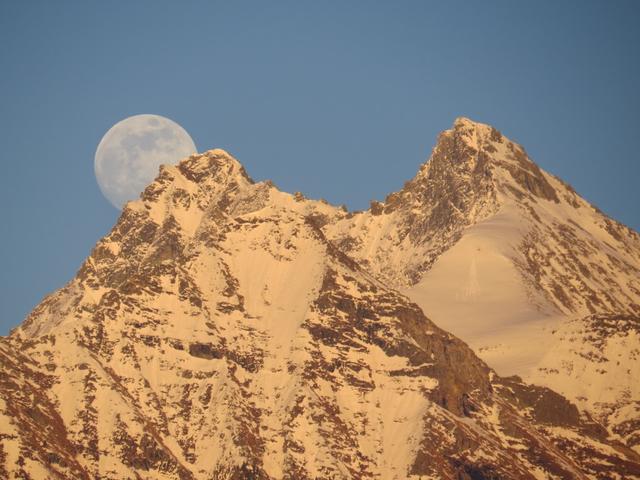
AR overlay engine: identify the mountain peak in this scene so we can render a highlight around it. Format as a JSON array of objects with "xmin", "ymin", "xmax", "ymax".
[
  {"xmin": 452, "ymin": 115, "xmax": 490, "ymax": 130},
  {"xmin": 433, "ymin": 116, "xmax": 562, "ymax": 204},
  {"xmin": 177, "ymin": 148, "xmax": 253, "ymax": 185},
  {"xmin": 448, "ymin": 116, "xmax": 504, "ymax": 151},
  {"xmin": 133, "ymin": 148, "xmax": 254, "ymax": 209}
]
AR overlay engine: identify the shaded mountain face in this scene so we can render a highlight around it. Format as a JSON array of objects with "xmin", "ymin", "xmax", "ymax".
[{"xmin": 1, "ymin": 121, "xmax": 639, "ymax": 479}]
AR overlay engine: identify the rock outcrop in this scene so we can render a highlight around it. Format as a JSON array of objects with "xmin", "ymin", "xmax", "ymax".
[{"xmin": 1, "ymin": 121, "xmax": 640, "ymax": 478}]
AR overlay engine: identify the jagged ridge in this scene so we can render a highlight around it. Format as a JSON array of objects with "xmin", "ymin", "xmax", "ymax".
[{"xmin": 1, "ymin": 121, "xmax": 639, "ymax": 478}]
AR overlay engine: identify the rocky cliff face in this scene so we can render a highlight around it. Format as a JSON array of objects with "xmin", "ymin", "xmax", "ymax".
[{"xmin": 1, "ymin": 121, "xmax": 640, "ymax": 479}]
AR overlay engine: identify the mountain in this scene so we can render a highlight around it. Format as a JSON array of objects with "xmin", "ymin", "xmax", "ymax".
[
  {"xmin": 1, "ymin": 121, "xmax": 639, "ymax": 479},
  {"xmin": 320, "ymin": 118, "xmax": 640, "ymax": 453}
]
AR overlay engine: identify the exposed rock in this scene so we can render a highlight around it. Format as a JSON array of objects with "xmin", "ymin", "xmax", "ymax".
[{"xmin": 2, "ymin": 121, "xmax": 639, "ymax": 478}]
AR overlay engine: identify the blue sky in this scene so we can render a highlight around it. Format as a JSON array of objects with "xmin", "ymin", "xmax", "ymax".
[{"xmin": 1, "ymin": 1, "xmax": 639, "ymax": 334}]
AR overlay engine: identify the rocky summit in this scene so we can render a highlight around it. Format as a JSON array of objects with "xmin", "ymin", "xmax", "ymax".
[{"xmin": 1, "ymin": 119, "xmax": 639, "ymax": 479}]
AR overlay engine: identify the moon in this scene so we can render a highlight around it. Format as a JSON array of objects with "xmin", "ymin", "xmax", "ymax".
[{"xmin": 95, "ymin": 114, "xmax": 197, "ymax": 209}]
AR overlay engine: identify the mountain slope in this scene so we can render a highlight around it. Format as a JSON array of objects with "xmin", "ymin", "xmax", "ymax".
[
  {"xmin": 322, "ymin": 117, "xmax": 640, "ymax": 452},
  {"xmin": 2, "ymin": 149, "xmax": 640, "ymax": 478}
]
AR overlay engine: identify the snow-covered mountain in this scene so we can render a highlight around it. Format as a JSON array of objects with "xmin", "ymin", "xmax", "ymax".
[
  {"xmin": 1, "ymin": 120, "xmax": 639, "ymax": 479},
  {"xmin": 321, "ymin": 118, "xmax": 640, "ymax": 454}
]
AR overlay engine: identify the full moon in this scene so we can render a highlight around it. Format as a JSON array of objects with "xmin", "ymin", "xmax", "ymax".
[{"xmin": 95, "ymin": 114, "xmax": 197, "ymax": 209}]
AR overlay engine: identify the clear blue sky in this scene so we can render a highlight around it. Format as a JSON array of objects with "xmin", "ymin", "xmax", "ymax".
[{"xmin": 1, "ymin": 1, "xmax": 639, "ymax": 334}]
